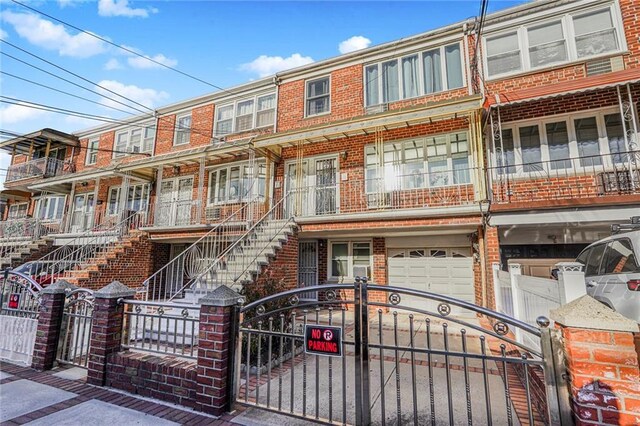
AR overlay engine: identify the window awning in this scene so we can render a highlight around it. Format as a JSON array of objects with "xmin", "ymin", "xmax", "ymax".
[
  {"xmin": 253, "ymin": 95, "xmax": 483, "ymax": 148},
  {"xmin": 484, "ymin": 68, "xmax": 640, "ymax": 108},
  {"xmin": 0, "ymin": 128, "xmax": 80, "ymax": 155}
]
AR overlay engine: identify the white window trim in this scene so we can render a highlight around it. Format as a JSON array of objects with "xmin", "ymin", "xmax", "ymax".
[
  {"xmin": 304, "ymin": 75, "xmax": 331, "ymax": 117},
  {"xmin": 207, "ymin": 161, "xmax": 267, "ymax": 206},
  {"xmin": 34, "ymin": 195, "xmax": 66, "ymax": 221},
  {"xmin": 174, "ymin": 113, "xmax": 192, "ymax": 146},
  {"xmin": 86, "ymin": 138, "xmax": 99, "ymax": 165},
  {"xmin": 283, "ymin": 154, "xmax": 341, "ymax": 214},
  {"xmin": 8, "ymin": 202, "xmax": 29, "ymax": 219},
  {"xmin": 363, "ymin": 41, "xmax": 466, "ymax": 108},
  {"xmin": 213, "ymin": 91, "xmax": 277, "ymax": 136},
  {"xmin": 492, "ymin": 106, "xmax": 635, "ymax": 178},
  {"xmin": 113, "ymin": 121, "xmax": 155, "ymax": 158},
  {"xmin": 106, "ymin": 184, "xmax": 150, "ymax": 215},
  {"xmin": 328, "ymin": 240, "xmax": 373, "ymax": 280},
  {"xmin": 483, "ymin": 3, "xmax": 626, "ymax": 80}
]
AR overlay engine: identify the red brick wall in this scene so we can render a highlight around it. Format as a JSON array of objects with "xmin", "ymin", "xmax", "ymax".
[
  {"xmin": 484, "ymin": 226, "xmax": 500, "ymax": 310},
  {"xmin": 254, "ymin": 228, "xmax": 299, "ymax": 291}
]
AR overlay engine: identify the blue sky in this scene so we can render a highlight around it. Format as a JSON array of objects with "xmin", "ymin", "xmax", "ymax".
[{"xmin": 0, "ymin": 0, "xmax": 529, "ymax": 185}]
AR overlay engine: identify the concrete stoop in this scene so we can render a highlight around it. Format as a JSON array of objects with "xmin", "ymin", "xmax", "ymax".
[{"xmin": 0, "ymin": 237, "xmax": 54, "ymax": 270}]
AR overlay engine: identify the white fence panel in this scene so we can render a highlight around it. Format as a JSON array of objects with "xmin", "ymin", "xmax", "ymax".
[{"xmin": 0, "ymin": 315, "xmax": 37, "ymax": 365}]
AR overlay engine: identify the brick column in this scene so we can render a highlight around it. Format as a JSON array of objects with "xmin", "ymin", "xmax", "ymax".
[
  {"xmin": 87, "ymin": 281, "xmax": 135, "ymax": 386},
  {"xmin": 196, "ymin": 286, "xmax": 242, "ymax": 416},
  {"xmin": 32, "ymin": 280, "xmax": 75, "ymax": 371},
  {"xmin": 551, "ymin": 295, "xmax": 640, "ymax": 425}
]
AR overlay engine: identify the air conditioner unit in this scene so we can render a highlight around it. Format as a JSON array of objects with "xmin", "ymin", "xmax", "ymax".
[
  {"xmin": 365, "ymin": 104, "xmax": 389, "ymax": 115},
  {"xmin": 585, "ymin": 56, "xmax": 624, "ymax": 77},
  {"xmin": 131, "ymin": 146, "xmax": 140, "ymax": 153},
  {"xmin": 205, "ymin": 206, "xmax": 222, "ymax": 221}
]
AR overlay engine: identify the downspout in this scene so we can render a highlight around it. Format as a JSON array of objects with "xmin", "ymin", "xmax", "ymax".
[{"xmin": 463, "ymin": 23, "xmax": 473, "ymax": 96}]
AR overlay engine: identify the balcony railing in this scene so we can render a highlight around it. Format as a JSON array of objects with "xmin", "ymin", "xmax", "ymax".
[
  {"xmin": 489, "ymin": 150, "xmax": 640, "ymax": 203},
  {"xmin": 0, "ymin": 217, "xmax": 61, "ymax": 240},
  {"xmin": 5, "ymin": 157, "xmax": 66, "ymax": 183},
  {"xmin": 143, "ymin": 199, "xmax": 269, "ymax": 228}
]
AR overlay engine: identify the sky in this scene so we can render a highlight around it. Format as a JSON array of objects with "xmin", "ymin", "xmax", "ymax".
[{"xmin": 0, "ymin": 0, "xmax": 529, "ymax": 188}]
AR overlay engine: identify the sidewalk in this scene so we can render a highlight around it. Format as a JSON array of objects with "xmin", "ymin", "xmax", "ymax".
[{"xmin": 0, "ymin": 362, "xmax": 243, "ymax": 426}]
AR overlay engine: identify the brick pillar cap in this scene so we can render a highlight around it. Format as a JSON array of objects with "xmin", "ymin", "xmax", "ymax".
[
  {"xmin": 200, "ymin": 285, "xmax": 243, "ymax": 307},
  {"xmin": 550, "ymin": 295, "xmax": 638, "ymax": 332},
  {"xmin": 94, "ymin": 280, "xmax": 136, "ymax": 299},
  {"xmin": 41, "ymin": 280, "xmax": 77, "ymax": 295}
]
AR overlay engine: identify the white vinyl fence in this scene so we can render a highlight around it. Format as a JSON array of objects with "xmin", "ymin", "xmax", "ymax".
[{"xmin": 493, "ymin": 262, "xmax": 586, "ymax": 350}]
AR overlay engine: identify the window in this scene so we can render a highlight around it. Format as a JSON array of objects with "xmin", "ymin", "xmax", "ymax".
[
  {"xmin": 208, "ymin": 162, "xmax": 266, "ymax": 204},
  {"xmin": 7, "ymin": 203, "xmax": 28, "ymax": 219},
  {"xmin": 574, "ymin": 117, "xmax": 602, "ymax": 167},
  {"xmin": 86, "ymin": 138, "xmax": 99, "ymax": 165},
  {"xmin": 602, "ymin": 239, "xmax": 639, "ymax": 274},
  {"xmin": 174, "ymin": 114, "xmax": 191, "ymax": 146},
  {"xmin": 330, "ymin": 241, "xmax": 371, "ymax": 279},
  {"xmin": 546, "ymin": 121, "xmax": 571, "ymax": 170},
  {"xmin": 365, "ymin": 42, "xmax": 463, "ymax": 107},
  {"xmin": 604, "ymin": 113, "xmax": 627, "ymax": 164},
  {"xmin": 306, "ymin": 77, "xmax": 330, "ymax": 116},
  {"xmin": 365, "ymin": 132, "xmax": 470, "ymax": 191},
  {"xmin": 519, "ymin": 126, "xmax": 542, "ymax": 172},
  {"xmin": 496, "ymin": 129, "xmax": 515, "ymax": 174},
  {"xmin": 107, "ymin": 184, "xmax": 150, "ymax": 215},
  {"xmin": 114, "ymin": 122, "xmax": 155, "ymax": 157},
  {"xmin": 484, "ymin": 5, "xmax": 623, "ymax": 78},
  {"xmin": 215, "ymin": 93, "xmax": 276, "ymax": 135},
  {"xmin": 35, "ymin": 196, "xmax": 65, "ymax": 221}
]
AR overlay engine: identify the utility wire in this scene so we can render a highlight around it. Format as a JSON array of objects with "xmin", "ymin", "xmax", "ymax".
[
  {"xmin": 1, "ymin": 51, "xmax": 153, "ymax": 117},
  {"xmin": 1, "ymin": 71, "xmax": 143, "ymax": 117},
  {"xmin": 1, "ymin": 39, "xmax": 155, "ymax": 114}
]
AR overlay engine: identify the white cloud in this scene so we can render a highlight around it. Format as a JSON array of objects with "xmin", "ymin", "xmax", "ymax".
[
  {"xmin": 98, "ymin": 0, "xmax": 158, "ymax": 18},
  {"xmin": 1, "ymin": 11, "xmax": 107, "ymax": 58},
  {"xmin": 0, "ymin": 102, "xmax": 51, "ymax": 126},
  {"xmin": 338, "ymin": 36, "xmax": 371, "ymax": 54},
  {"xmin": 240, "ymin": 53, "xmax": 314, "ymax": 78},
  {"xmin": 57, "ymin": 0, "xmax": 81, "ymax": 7},
  {"xmin": 127, "ymin": 54, "xmax": 178, "ymax": 69},
  {"xmin": 0, "ymin": 28, "xmax": 7, "ymax": 40},
  {"xmin": 104, "ymin": 58, "xmax": 123, "ymax": 70},
  {"xmin": 96, "ymin": 80, "xmax": 169, "ymax": 110}
]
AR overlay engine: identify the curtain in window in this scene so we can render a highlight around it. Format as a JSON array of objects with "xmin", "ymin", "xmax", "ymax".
[
  {"xmin": 528, "ymin": 21, "xmax": 567, "ymax": 67},
  {"xmin": 575, "ymin": 117, "xmax": 602, "ymax": 167},
  {"xmin": 382, "ymin": 60, "xmax": 399, "ymax": 103},
  {"xmin": 423, "ymin": 49, "xmax": 442, "ymax": 94},
  {"xmin": 445, "ymin": 44, "xmax": 463, "ymax": 89},
  {"xmin": 365, "ymin": 65, "xmax": 379, "ymax": 106},
  {"xmin": 402, "ymin": 55, "xmax": 419, "ymax": 99},
  {"xmin": 604, "ymin": 113, "xmax": 627, "ymax": 163},
  {"xmin": 486, "ymin": 32, "xmax": 521, "ymax": 76},
  {"xmin": 546, "ymin": 121, "xmax": 571, "ymax": 170},
  {"xmin": 573, "ymin": 9, "xmax": 618, "ymax": 58},
  {"xmin": 257, "ymin": 95, "xmax": 275, "ymax": 127},
  {"xmin": 519, "ymin": 126, "xmax": 543, "ymax": 172},
  {"xmin": 496, "ymin": 129, "xmax": 516, "ymax": 175}
]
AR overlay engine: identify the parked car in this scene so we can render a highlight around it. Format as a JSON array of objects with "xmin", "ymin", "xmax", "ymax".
[{"xmin": 575, "ymin": 227, "xmax": 640, "ymax": 322}]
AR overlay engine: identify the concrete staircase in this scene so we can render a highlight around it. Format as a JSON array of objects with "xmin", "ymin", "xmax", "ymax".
[{"xmin": 0, "ymin": 237, "xmax": 54, "ymax": 270}]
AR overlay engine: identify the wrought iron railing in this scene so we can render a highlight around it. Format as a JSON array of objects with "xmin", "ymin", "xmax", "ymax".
[
  {"xmin": 489, "ymin": 149, "xmax": 640, "ymax": 203},
  {"xmin": 142, "ymin": 199, "xmax": 262, "ymax": 302},
  {"xmin": 5, "ymin": 157, "xmax": 65, "ymax": 182},
  {"xmin": 120, "ymin": 299, "xmax": 200, "ymax": 359},
  {"xmin": 0, "ymin": 218, "xmax": 60, "ymax": 267},
  {"xmin": 0, "ymin": 270, "xmax": 43, "ymax": 319}
]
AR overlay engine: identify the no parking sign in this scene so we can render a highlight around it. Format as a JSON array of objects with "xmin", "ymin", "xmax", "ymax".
[{"xmin": 304, "ymin": 324, "xmax": 343, "ymax": 357}]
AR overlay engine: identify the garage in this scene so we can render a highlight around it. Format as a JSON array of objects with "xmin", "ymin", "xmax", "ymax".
[{"xmin": 387, "ymin": 237, "xmax": 475, "ymax": 313}]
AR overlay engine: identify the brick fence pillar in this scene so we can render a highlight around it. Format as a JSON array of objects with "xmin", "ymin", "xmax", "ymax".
[
  {"xmin": 196, "ymin": 286, "xmax": 242, "ymax": 416},
  {"xmin": 87, "ymin": 281, "xmax": 135, "ymax": 386},
  {"xmin": 551, "ymin": 295, "xmax": 640, "ymax": 425},
  {"xmin": 32, "ymin": 280, "xmax": 75, "ymax": 371}
]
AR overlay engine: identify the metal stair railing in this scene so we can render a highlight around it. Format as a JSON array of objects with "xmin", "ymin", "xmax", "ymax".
[
  {"xmin": 141, "ymin": 198, "xmax": 263, "ymax": 302},
  {"xmin": 0, "ymin": 218, "xmax": 61, "ymax": 267},
  {"xmin": 184, "ymin": 192, "xmax": 293, "ymax": 296},
  {"xmin": 19, "ymin": 211, "xmax": 144, "ymax": 283}
]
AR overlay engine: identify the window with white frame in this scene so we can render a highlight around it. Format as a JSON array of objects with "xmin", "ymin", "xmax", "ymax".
[
  {"xmin": 492, "ymin": 109, "xmax": 638, "ymax": 175},
  {"xmin": 35, "ymin": 196, "xmax": 65, "ymax": 221},
  {"xmin": 214, "ymin": 93, "xmax": 276, "ymax": 135},
  {"xmin": 484, "ymin": 4, "xmax": 623, "ymax": 78},
  {"xmin": 329, "ymin": 241, "xmax": 372, "ymax": 279},
  {"xmin": 365, "ymin": 42, "xmax": 464, "ymax": 107},
  {"xmin": 7, "ymin": 203, "xmax": 28, "ymax": 219},
  {"xmin": 86, "ymin": 138, "xmax": 99, "ymax": 165},
  {"xmin": 107, "ymin": 184, "xmax": 150, "ymax": 215},
  {"xmin": 174, "ymin": 113, "xmax": 192, "ymax": 146},
  {"xmin": 306, "ymin": 77, "xmax": 330, "ymax": 116},
  {"xmin": 114, "ymin": 123, "xmax": 155, "ymax": 157},
  {"xmin": 208, "ymin": 162, "xmax": 266, "ymax": 205},
  {"xmin": 365, "ymin": 131, "xmax": 471, "ymax": 191}
]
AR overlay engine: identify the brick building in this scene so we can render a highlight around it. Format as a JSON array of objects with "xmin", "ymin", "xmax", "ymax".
[{"xmin": 0, "ymin": 0, "xmax": 638, "ymax": 309}]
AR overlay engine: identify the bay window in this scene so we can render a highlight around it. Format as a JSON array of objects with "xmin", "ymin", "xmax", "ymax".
[
  {"xmin": 330, "ymin": 241, "xmax": 371, "ymax": 280},
  {"xmin": 114, "ymin": 122, "xmax": 155, "ymax": 157},
  {"xmin": 208, "ymin": 161, "xmax": 266, "ymax": 205},
  {"xmin": 215, "ymin": 92, "xmax": 276, "ymax": 135},
  {"xmin": 365, "ymin": 42, "xmax": 464, "ymax": 107}
]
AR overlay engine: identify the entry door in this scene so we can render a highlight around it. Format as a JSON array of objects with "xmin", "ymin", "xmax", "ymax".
[
  {"xmin": 286, "ymin": 158, "xmax": 337, "ymax": 217},
  {"xmin": 286, "ymin": 162, "xmax": 309, "ymax": 216},
  {"xmin": 298, "ymin": 241, "xmax": 318, "ymax": 300},
  {"xmin": 175, "ymin": 177, "xmax": 194, "ymax": 226},
  {"xmin": 315, "ymin": 158, "xmax": 337, "ymax": 215},
  {"xmin": 70, "ymin": 193, "xmax": 95, "ymax": 232},
  {"xmin": 155, "ymin": 177, "xmax": 193, "ymax": 226}
]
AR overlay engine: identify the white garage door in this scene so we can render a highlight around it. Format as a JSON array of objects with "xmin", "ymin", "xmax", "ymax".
[{"xmin": 388, "ymin": 248, "xmax": 474, "ymax": 312}]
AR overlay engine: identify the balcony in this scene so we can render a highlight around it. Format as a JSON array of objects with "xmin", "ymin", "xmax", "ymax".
[
  {"xmin": 5, "ymin": 157, "xmax": 66, "ymax": 183},
  {"xmin": 489, "ymin": 150, "xmax": 640, "ymax": 204}
]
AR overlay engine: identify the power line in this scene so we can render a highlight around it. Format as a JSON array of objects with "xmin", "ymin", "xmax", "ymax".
[
  {"xmin": 1, "ymin": 51, "xmax": 153, "ymax": 117},
  {"xmin": 10, "ymin": 0, "xmax": 238, "ymax": 95},
  {"xmin": 1, "ymin": 39, "xmax": 155, "ymax": 114},
  {"xmin": 1, "ymin": 71, "xmax": 144, "ymax": 117}
]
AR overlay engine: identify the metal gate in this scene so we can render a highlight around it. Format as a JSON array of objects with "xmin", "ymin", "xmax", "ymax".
[
  {"xmin": 56, "ymin": 288, "xmax": 94, "ymax": 368},
  {"xmin": 233, "ymin": 280, "xmax": 570, "ymax": 425}
]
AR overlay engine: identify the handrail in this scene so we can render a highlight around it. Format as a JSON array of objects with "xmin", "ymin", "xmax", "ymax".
[{"xmin": 141, "ymin": 198, "xmax": 260, "ymax": 301}]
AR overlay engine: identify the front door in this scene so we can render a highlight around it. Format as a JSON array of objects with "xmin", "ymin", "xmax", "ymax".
[
  {"xmin": 286, "ymin": 157, "xmax": 337, "ymax": 217},
  {"xmin": 155, "ymin": 177, "xmax": 194, "ymax": 226},
  {"xmin": 70, "ymin": 193, "xmax": 95, "ymax": 232},
  {"xmin": 298, "ymin": 241, "xmax": 318, "ymax": 300}
]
